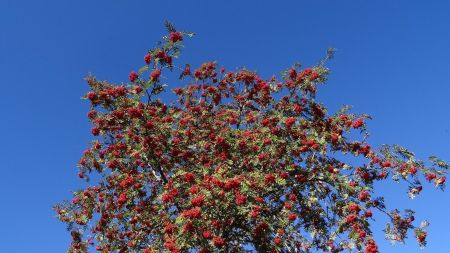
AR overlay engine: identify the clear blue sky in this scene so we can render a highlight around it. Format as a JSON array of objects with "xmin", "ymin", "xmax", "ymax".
[{"xmin": 1, "ymin": 1, "xmax": 449, "ymax": 252}]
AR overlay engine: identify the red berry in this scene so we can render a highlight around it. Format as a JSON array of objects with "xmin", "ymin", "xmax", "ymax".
[
  {"xmin": 285, "ymin": 117, "xmax": 296, "ymax": 128},
  {"xmin": 212, "ymin": 237, "xmax": 225, "ymax": 248},
  {"xmin": 352, "ymin": 118, "xmax": 364, "ymax": 128},
  {"xmin": 150, "ymin": 69, "xmax": 161, "ymax": 81},
  {"xmin": 169, "ymin": 32, "xmax": 183, "ymax": 43},
  {"xmin": 144, "ymin": 53, "xmax": 152, "ymax": 64},
  {"xmin": 87, "ymin": 92, "xmax": 97, "ymax": 101},
  {"xmin": 91, "ymin": 127, "xmax": 100, "ymax": 136},
  {"xmin": 273, "ymin": 237, "xmax": 282, "ymax": 245},
  {"xmin": 288, "ymin": 213, "xmax": 297, "ymax": 222},
  {"xmin": 129, "ymin": 71, "xmax": 139, "ymax": 82},
  {"xmin": 364, "ymin": 210, "xmax": 373, "ymax": 218}
]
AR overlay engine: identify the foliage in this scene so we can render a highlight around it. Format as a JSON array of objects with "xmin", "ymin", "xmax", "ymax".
[{"xmin": 55, "ymin": 23, "xmax": 448, "ymax": 253}]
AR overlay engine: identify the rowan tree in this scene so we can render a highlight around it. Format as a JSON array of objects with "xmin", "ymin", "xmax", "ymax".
[{"xmin": 55, "ymin": 23, "xmax": 449, "ymax": 253}]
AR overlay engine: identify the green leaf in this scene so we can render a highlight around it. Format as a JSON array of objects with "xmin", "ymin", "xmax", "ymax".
[
  {"xmin": 144, "ymin": 80, "xmax": 153, "ymax": 89},
  {"xmin": 138, "ymin": 65, "xmax": 149, "ymax": 75},
  {"xmin": 175, "ymin": 216, "xmax": 184, "ymax": 225}
]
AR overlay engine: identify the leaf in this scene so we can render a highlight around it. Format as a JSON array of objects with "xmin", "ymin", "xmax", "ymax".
[
  {"xmin": 138, "ymin": 65, "xmax": 148, "ymax": 75},
  {"xmin": 164, "ymin": 20, "xmax": 177, "ymax": 32},
  {"xmin": 326, "ymin": 48, "xmax": 336, "ymax": 59},
  {"xmin": 184, "ymin": 32, "xmax": 195, "ymax": 37},
  {"xmin": 429, "ymin": 156, "xmax": 450, "ymax": 169},
  {"xmin": 175, "ymin": 216, "xmax": 184, "ymax": 225},
  {"xmin": 144, "ymin": 80, "xmax": 153, "ymax": 89},
  {"xmin": 276, "ymin": 177, "xmax": 286, "ymax": 186},
  {"xmin": 419, "ymin": 220, "xmax": 429, "ymax": 229}
]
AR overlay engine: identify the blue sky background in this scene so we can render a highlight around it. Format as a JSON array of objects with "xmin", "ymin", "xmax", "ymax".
[{"xmin": 1, "ymin": 1, "xmax": 449, "ymax": 252}]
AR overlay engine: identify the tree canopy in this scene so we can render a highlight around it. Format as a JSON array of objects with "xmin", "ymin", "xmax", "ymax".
[{"xmin": 55, "ymin": 24, "xmax": 449, "ymax": 253}]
